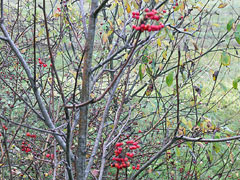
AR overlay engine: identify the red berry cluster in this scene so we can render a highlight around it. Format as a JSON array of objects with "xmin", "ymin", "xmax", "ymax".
[
  {"xmin": 132, "ymin": 11, "xmax": 140, "ymax": 19},
  {"xmin": 46, "ymin": 153, "xmax": 54, "ymax": 159},
  {"xmin": 132, "ymin": 8, "xmax": 165, "ymax": 32},
  {"xmin": 173, "ymin": 1, "xmax": 179, "ymax": 9},
  {"xmin": 26, "ymin": 132, "xmax": 37, "ymax": 138},
  {"xmin": 21, "ymin": 141, "xmax": 32, "ymax": 153},
  {"xmin": 111, "ymin": 140, "xmax": 141, "ymax": 170},
  {"xmin": 38, "ymin": 58, "xmax": 47, "ymax": 68},
  {"xmin": 2, "ymin": 124, "xmax": 8, "ymax": 130}
]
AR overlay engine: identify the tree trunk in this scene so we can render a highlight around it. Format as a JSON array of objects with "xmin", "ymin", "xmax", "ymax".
[{"xmin": 76, "ymin": 0, "xmax": 98, "ymax": 179}]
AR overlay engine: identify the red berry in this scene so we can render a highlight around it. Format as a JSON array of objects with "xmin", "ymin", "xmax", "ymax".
[
  {"xmin": 145, "ymin": 8, "xmax": 150, "ymax": 12},
  {"xmin": 153, "ymin": 15, "xmax": 160, "ymax": 21},
  {"xmin": 140, "ymin": 24, "xmax": 145, "ymax": 29},
  {"xmin": 163, "ymin": 10, "xmax": 166, "ymax": 13},
  {"xmin": 173, "ymin": 6, "xmax": 176, "ymax": 9},
  {"xmin": 46, "ymin": 154, "xmax": 50, "ymax": 158},
  {"xmin": 132, "ymin": 25, "xmax": 137, "ymax": 29},
  {"xmin": 132, "ymin": 166, "xmax": 136, "ymax": 170},
  {"xmin": 135, "ymin": 26, "xmax": 141, "ymax": 31},
  {"xmin": 146, "ymin": 12, "xmax": 154, "ymax": 17},
  {"xmin": 152, "ymin": 9, "xmax": 157, "ymax": 14},
  {"xmin": 26, "ymin": 148, "xmax": 31, "ymax": 153},
  {"xmin": 133, "ymin": 142, "xmax": 138, "ymax": 145},
  {"xmin": 26, "ymin": 132, "xmax": 31, "ymax": 137},
  {"xmin": 176, "ymin": 2, "xmax": 179, "ymax": 6},
  {"xmin": 115, "ymin": 163, "xmax": 120, "ymax": 169},
  {"xmin": 31, "ymin": 134, "xmax": 37, "ymax": 138}
]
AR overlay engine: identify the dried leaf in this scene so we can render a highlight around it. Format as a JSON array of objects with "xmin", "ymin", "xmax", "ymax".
[
  {"xmin": 218, "ymin": 3, "xmax": 228, "ymax": 8},
  {"xmin": 126, "ymin": 3, "xmax": 131, "ymax": 14}
]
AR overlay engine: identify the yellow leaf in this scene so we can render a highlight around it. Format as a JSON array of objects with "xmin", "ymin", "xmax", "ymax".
[
  {"xmin": 124, "ymin": 53, "xmax": 128, "ymax": 60},
  {"xmin": 180, "ymin": 2, "xmax": 185, "ymax": 12},
  {"xmin": 187, "ymin": 120, "xmax": 192, "ymax": 130},
  {"xmin": 110, "ymin": 2, "xmax": 117, "ymax": 10},
  {"xmin": 159, "ymin": 63, "xmax": 163, "ymax": 71},
  {"xmin": 181, "ymin": 118, "xmax": 187, "ymax": 125},
  {"xmin": 155, "ymin": 0, "xmax": 159, "ymax": 2},
  {"xmin": 212, "ymin": 23, "xmax": 220, "ymax": 27},
  {"xmin": 157, "ymin": 38, "xmax": 161, "ymax": 47},
  {"xmin": 90, "ymin": 93, "xmax": 95, "ymax": 98},
  {"xmin": 117, "ymin": 19, "xmax": 122, "ymax": 26},
  {"xmin": 126, "ymin": 3, "xmax": 131, "ymax": 14},
  {"xmin": 198, "ymin": 2, "xmax": 204, "ymax": 7},
  {"xmin": 21, "ymin": 49, "xmax": 26, "ymax": 53},
  {"xmin": 102, "ymin": 33, "xmax": 108, "ymax": 43},
  {"xmin": 107, "ymin": 30, "xmax": 113, "ymax": 36},
  {"xmin": 218, "ymin": 3, "xmax": 228, "ymax": 8},
  {"xmin": 144, "ymin": 0, "xmax": 150, "ymax": 2},
  {"xmin": 162, "ymin": 50, "xmax": 167, "ymax": 59},
  {"xmin": 191, "ymin": 27, "xmax": 197, "ymax": 31},
  {"xmin": 107, "ymin": 19, "xmax": 113, "ymax": 29},
  {"xmin": 166, "ymin": 118, "xmax": 170, "ymax": 127}
]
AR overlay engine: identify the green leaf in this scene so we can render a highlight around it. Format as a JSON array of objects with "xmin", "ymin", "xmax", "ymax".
[
  {"xmin": 220, "ymin": 51, "xmax": 231, "ymax": 66},
  {"xmin": 187, "ymin": 142, "xmax": 193, "ymax": 149},
  {"xmin": 235, "ymin": 24, "xmax": 240, "ymax": 44},
  {"xmin": 139, "ymin": 64, "xmax": 143, "ymax": 81},
  {"xmin": 146, "ymin": 66, "xmax": 153, "ymax": 76},
  {"xmin": 168, "ymin": 32, "xmax": 175, "ymax": 41},
  {"xmin": 227, "ymin": 19, "xmax": 234, "ymax": 32},
  {"xmin": 166, "ymin": 71, "xmax": 174, "ymax": 87},
  {"xmin": 213, "ymin": 143, "xmax": 220, "ymax": 153},
  {"xmin": 233, "ymin": 77, "xmax": 240, "ymax": 89}
]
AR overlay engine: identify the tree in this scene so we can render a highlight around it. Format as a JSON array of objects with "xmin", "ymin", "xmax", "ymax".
[{"xmin": 0, "ymin": 0, "xmax": 240, "ymax": 179}]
